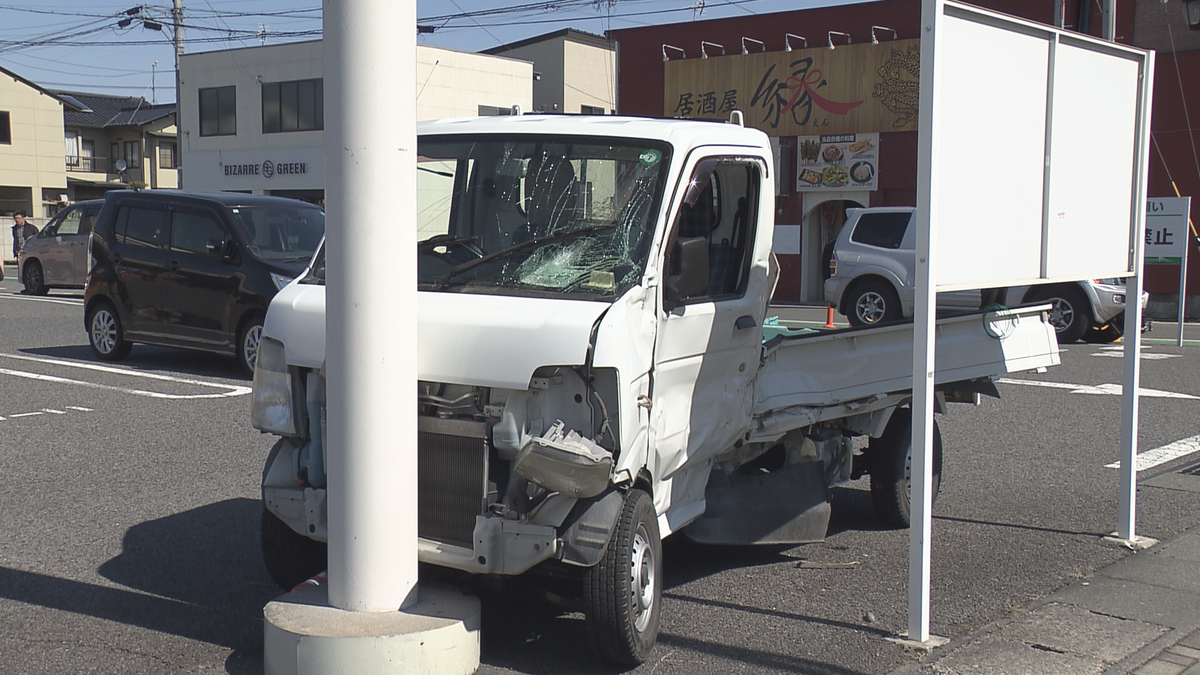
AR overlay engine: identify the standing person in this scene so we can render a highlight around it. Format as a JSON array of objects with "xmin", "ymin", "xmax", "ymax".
[{"xmin": 12, "ymin": 211, "xmax": 37, "ymax": 262}]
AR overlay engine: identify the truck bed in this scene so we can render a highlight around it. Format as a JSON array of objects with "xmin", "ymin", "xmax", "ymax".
[{"xmin": 750, "ymin": 305, "xmax": 1060, "ymax": 438}]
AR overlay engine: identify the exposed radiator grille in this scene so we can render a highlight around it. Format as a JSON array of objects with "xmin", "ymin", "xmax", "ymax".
[{"xmin": 418, "ymin": 417, "xmax": 488, "ymax": 549}]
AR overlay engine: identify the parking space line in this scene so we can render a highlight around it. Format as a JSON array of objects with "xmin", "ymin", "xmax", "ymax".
[
  {"xmin": 1105, "ymin": 435, "xmax": 1200, "ymax": 472},
  {"xmin": 996, "ymin": 377, "xmax": 1200, "ymax": 399},
  {"xmin": 0, "ymin": 354, "xmax": 251, "ymax": 399},
  {"xmin": 9, "ymin": 412, "xmax": 44, "ymax": 418},
  {"xmin": 0, "ymin": 293, "xmax": 82, "ymax": 306}
]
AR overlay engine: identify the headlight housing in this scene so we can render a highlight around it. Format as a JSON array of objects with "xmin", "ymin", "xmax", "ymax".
[{"xmin": 251, "ymin": 336, "xmax": 300, "ymax": 436}]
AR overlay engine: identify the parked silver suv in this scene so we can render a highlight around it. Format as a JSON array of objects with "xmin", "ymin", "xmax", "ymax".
[{"xmin": 822, "ymin": 207, "xmax": 1145, "ymax": 343}]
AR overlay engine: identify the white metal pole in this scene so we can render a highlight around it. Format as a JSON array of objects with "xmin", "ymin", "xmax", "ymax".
[
  {"xmin": 1117, "ymin": 50, "xmax": 1154, "ymax": 542},
  {"xmin": 909, "ymin": 0, "xmax": 944, "ymax": 644},
  {"xmin": 324, "ymin": 0, "xmax": 419, "ymax": 612},
  {"xmin": 1179, "ymin": 239, "xmax": 1188, "ymax": 348}
]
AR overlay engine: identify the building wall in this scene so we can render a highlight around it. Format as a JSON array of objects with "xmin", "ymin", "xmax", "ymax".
[
  {"xmin": 0, "ymin": 74, "xmax": 66, "ymax": 229},
  {"xmin": 563, "ymin": 38, "xmax": 616, "ymax": 114},
  {"xmin": 179, "ymin": 40, "xmax": 532, "ymax": 194},
  {"xmin": 486, "ymin": 39, "xmax": 565, "ymax": 113}
]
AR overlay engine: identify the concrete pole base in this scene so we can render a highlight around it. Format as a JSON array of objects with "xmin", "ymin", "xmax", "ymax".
[{"xmin": 264, "ymin": 583, "xmax": 481, "ymax": 675}]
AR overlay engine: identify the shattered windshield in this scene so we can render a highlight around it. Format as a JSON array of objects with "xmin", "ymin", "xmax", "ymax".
[{"xmin": 415, "ymin": 135, "xmax": 671, "ymax": 299}]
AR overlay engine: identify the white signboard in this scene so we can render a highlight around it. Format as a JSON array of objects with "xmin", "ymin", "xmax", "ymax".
[
  {"xmin": 796, "ymin": 133, "xmax": 878, "ymax": 192},
  {"xmin": 1145, "ymin": 197, "xmax": 1191, "ymax": 265},
  {"xmin": 924, "ymin": 5, "xmax": 1152, "ymax": 292}
]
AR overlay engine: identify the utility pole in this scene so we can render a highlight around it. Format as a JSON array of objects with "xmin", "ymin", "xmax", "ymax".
[{"xmin": 173, "ymin": 0, "xmax": 184, "ymax": 188}]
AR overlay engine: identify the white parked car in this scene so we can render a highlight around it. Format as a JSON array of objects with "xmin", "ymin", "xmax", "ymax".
[{"xmin": 823, "ymin": 207, "xmax": 1147, "ymax": 343}]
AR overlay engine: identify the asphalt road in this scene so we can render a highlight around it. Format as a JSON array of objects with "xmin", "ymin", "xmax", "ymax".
[{"xmin": 1, "ymin": 283, "xmax": 1198, "ymax": 675}]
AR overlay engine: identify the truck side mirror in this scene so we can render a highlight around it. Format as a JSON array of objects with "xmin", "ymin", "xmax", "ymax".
[{"xmin": 664, "ymin": 236, "xmax": 709, "ymax": 311}]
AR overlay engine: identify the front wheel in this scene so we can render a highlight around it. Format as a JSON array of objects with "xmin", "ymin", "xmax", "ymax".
[
  {"xmin": 847, "ymin": 279, "xmax": 902, "ymax": 327},
  {"xmin": 87, "ymin": 301, "xmax": 132, "ymax": 361},
  {"xmin": 260, "ymin": 506, "xmax": 327, "ymax": 590},
  {"xmin": 584, "ymin": 489, "xmax": 662, "ymax": 666},
  {"xmin": 22, "ymin": 260, "xmax": 47, "ymax": 295},
  {"xmin": 238, "ymin": 317, "xmax": 264, "ymax": 377},
  {"xmin": 869, "ymin": 408, "xmax": 943, "ymax": 528}
]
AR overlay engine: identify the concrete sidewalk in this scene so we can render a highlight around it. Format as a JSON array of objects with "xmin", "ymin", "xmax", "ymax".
[{"xmin": 888, "ymin": 503, "xmax": 1200, "ymax": 675}]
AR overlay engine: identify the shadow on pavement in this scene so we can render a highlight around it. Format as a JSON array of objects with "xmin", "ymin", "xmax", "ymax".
[
  {"xmin": 97, "ymin": 497, "xmax": 276, "ymax": 674},
  {"xmin": 20, "ymin": 344, "xmax": 247, "ymax": 380}
]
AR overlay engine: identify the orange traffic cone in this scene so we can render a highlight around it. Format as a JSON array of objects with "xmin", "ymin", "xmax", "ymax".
[{"xmin": 824, "ymin": 304, "xmax": 837, "ymax": 329}]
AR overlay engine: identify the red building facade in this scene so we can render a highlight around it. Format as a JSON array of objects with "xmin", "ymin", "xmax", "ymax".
[{"xmin": 608, "ymin": 0, "xmax": 1199, "ymax": 309}]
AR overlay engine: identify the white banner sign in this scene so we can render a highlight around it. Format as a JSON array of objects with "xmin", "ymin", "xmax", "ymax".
[{"xmin": 1145, "ymin": 197, "xmax": 1192, "ymax": 265}]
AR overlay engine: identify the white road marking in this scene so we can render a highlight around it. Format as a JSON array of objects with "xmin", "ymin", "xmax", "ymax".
[
  {"xmin": 0, "ymin": 405, "xmax": 94, "ymax": 423},
  {"xmin": 996, "ymin": 378, "xmax": 1200, "ymax": 400},
  {"xmin": 1091, "ymin": 345, "xmax": 1180, "ymax": 360},
  {"xmin": 9, "ymin": 412, "xmax": 43, "ymax": 418},
  {"xmin": 0, "ymin": 293, "xmax": 82, "ymax": 307},
  {"xmin": 65, "ymin": 405, "xmax": 93, "ymax": 411},
  {"xmin": 1105, "ymin": 435, "xmax": 1200, "ymax": 472},
  {"xmin": 41, "ymin": 409, "xmax": 66, "ymax": 414},
  {"xmin": 0, "ymin": 353, "xmax": 251, "ymax": 399}
]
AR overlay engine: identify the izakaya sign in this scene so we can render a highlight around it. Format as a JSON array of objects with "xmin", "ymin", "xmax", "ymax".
[{"xmin": 664, "ymin": 39, "xmax": 920, "ymax": 136}]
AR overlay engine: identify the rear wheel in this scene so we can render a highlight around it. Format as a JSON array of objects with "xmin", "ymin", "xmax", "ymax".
[
  {"xmin": 869, "ymin": 408, "xmax": 943, "ymax": 528},
  {"xmin": 1027, "ymin": 286, "xmax": 1090, "ymax": 344},
  {"xmin": 260, "ymin": 506, "xmax": 327, "ymax": 590},
  {"xmin": 847, "ymin": 279, "xmax": 902, "ymax": 327},
  {"xmin": 584, "ymin": 489, "xmax": 661, "ymax": 666},
  {"xmin": 22, "ymin": 260, "xmax": 47, "ymax": 295},
  {"xmin": 87, "ymin": 301, "xmax": 132, "ymax": 361}
]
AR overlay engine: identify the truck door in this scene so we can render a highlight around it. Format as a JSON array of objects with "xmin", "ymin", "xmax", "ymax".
[{"xmin": 651, "ymin": 155, "xmax": 772, "ymax": 522}]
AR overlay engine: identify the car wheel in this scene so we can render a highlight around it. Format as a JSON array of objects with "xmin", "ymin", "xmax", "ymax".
[
  {"xmin": 584, "ymin": 488, "xmax": 661, "ymax": 667},
  {"xmin": 1028, "ymin": 286, "xmax": 1090, "ymax": 344},
  {"xmin": 22, "ymin": 260, "xmax": 47, "ymax": 295},
  {"xmin": 260, "ymin": 506, "xmax": 327, "ymax": 590},
  {"xmin": 87, "ymin": 301, "xmax": 132, "ymax": 361},
  {"xmin": 869, "ymin": 407, "xmax": 943, "ymax": 528},
  {"xmin": 848, "ymin": 279, "xmax": 901, "ymax": 327},
  {"xmin": 238, "ymin": 317, "xmax": 264, "ymax": 377}
]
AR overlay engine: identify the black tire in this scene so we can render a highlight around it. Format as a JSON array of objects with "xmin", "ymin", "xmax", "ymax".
[
  {"xmin": 260, "ymin": 506, "xmax": 328, "ymax": 590},
  {"xmin": 869, "ymin": 408, "xmax": 943, "ymax": 528},
  {"xmin": 584, "ymin": 489, "xmax": 661, "ymax": 666},
  {"xmin": 22, "ymin": 260, "xmax": 47, "ymax": 295},
  {"xmin": 87, "ymin": 301, "xmax": 132, "ymax": 361},
  {"xmin": 1027, "ymin": 285, "xmax": 1090, "ymax": 344},
  {"xmin": 238, "ymin": 316, "xmax": 264, "ymax": 377},
  {"xmin": 847, "ymin": 279, "xmax": 902, "ymax": 327}
]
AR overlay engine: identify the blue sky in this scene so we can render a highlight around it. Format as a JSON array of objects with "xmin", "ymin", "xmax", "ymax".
[{"xmin": 0, "ymin": 0, "xmax": 857, "ymax": 102}]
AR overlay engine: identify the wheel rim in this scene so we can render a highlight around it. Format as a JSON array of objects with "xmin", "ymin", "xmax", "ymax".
[
  {"xmin": 629, "ymin": 522, "xmax": 657, "ymax": 633},
  {"xmin": 856, "ymin": 291, "xmax": 887, "ymax": 324},
  {"xmin": 26, "ymin": 265, "xmax": 42, "ymax": 290},
  {"xmin": 1045, "ymin": 298, "xmax": 1074, "ymax": 333},
  {"xmin": 91, "ymin": 309, "xmax": 117, "ymax": 354},
  {"xmin": 243, "ymin": 324, "xmax": 263, "ymax": 371}
]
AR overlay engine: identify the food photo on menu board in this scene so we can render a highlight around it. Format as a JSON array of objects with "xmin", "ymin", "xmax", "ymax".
[{"xmin": 796, "ymin": 133, "xmax": 879, "ymax": 192}]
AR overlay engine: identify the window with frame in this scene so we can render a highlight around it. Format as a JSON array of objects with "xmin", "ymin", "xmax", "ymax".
[
  {"xmin": 262, "ymin": 78, "xmax": 323, "ymax": 133},
  {"xmin": 116, "ymin": 205, "xmax": 168, "ymax": 247},
  {"xmin": 158, "ymin": 141, "xmax": 177, "ymax": 169},
  {"xmin": 849, "ymin": 212, "xmax": 911, "ymax": 249},
  {"xmin": 65, "ymin": 131, "xmax": 79, "ymax": 166},
  {"xmin": 667, "ymin": 158, "xmax": 762, "ymax": 303},
  {"xmin": 580, "ymin": 104, "xmax": 606, "ymax": 115},
  {"xmin": 0, "ymin": 111, "xmax": 10, "ymax": 144},
  {"xmin": 123, "ymin": 141, "xmax": 141, "ymax": 168},
  {"xmin": 170, "ymin": 210, "xmax": 226, "ymax": 254},
  {"xmin": 199, "ymin": 86, "xmax": 237, "ymax": 136}
]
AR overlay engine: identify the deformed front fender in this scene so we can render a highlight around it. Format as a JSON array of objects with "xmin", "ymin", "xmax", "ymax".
[{"xmin": 557, "ymin": 489, "xmax": 625, "ymax": 567}]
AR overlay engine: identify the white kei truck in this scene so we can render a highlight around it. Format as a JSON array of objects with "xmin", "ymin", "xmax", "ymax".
[{"xmin": 250, "ymin": 113, "xmax": 1060, "ymax": 666}]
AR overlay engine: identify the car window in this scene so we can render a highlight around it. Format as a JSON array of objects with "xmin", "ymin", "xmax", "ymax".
[
  {"xmin": 54, "ymin": 207, "xmax": 84, "ymax": 236},
  {"xmin": 849, "ymin": 212, "xmax": 911, "ymax": 249},
  {"xmin": 116, "ymin": 205, "xmax": 169, "ymax": 247},
  {"xmin": 171, "ymin": 210, "xmax": 227, "ymax": 255},
  {"xmin": 80, "ymin": 207, "xmax": 100, "ymax": 235}
]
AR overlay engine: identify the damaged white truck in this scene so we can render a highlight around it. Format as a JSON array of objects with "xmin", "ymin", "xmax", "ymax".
[{"xmin": 251, "ymin": 114, "xmax": 1060, "ymax": 666}]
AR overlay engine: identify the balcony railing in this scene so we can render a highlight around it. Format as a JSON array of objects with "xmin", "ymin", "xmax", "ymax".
[{"xmin": 65, "ymin": 155, "xmax": 112, "ymax": 173}]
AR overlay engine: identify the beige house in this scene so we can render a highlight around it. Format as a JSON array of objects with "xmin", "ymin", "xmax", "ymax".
[
  {"xmin": 0, "ymin": 65, "xmax": 67, "ymax": 230},
  {"xmin": 482, "ymin": 29, "xmax": 616, "ymax": 115},
  {"xmin": 178, "ymin": 40, "xmax": 534, "ymax": 198}
]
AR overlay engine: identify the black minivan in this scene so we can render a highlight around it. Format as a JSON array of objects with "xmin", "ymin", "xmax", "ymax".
[{"xmin": 84, "ymin": 190, "xmax": 325, "ymax": 376}]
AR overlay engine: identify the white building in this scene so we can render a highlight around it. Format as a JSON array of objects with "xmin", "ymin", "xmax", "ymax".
[
  {"xmin": 482, "ymin": 29, "xmax": 616, "ymax": 115},
  {"xmin": 178, "ymin": 40, "xmax": 534, "ymax": 199}
]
